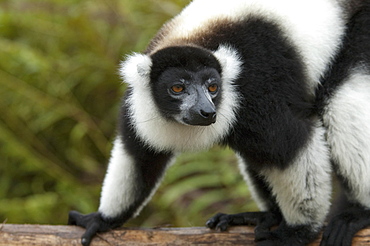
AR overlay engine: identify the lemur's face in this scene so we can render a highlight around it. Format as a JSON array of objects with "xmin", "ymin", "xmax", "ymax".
[
  {"xmin": 152, "ymin": 67, "xmax": 222, "ymax": 126},
  {"xmin": 149, "ymin": 46, "xmax": 223, "ymax": 126}
]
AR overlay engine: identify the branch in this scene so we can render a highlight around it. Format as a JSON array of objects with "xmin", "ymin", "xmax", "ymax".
[{"xmin": 0, "ymin": 224, "xmax": 369, "ymax": 245}]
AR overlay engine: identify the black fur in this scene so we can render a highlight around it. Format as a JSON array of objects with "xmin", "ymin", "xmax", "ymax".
[
  {"xmin": 317, "ymin": 2, "xmax": 370, "ymax": 245},
  {"xmin": 206, "ymin": 211, "xmax": 282, "ymax": 231},
  {"xmin": 206, "ymin": 212, "xmax": 318, "ymax": 246},
  {"xmin": 68, "ymin": 2, "xmax": 370, "ymax": 246},
  {"xmin": 146, "ymin": 19, "xmax": 317, "ymax": 245},
  {"xmin": 316, "ymin": 1, "xmax": 370, "ymax": 114},
  {"xmin": 150, "ymin": 47, "xmax": 223, "ymax": 125},
  {"xmin": 116, "ymin": 90, "xmax": 174, "ymax": 219},
  {"xmin": 69, "ymin": 15, "xmax": 317, "ymax": 246},
  {"xmin": 321, "ymin": 206, "xmax": 370, "ymax": 246},
  {"xmin": 68, "ymin": 92, "xmax": 174, "ymax": 246},
  {"xmin": 149, "ymin": 18, "xmax": 314, "ymax": 169},
  {"xmin": 150, "ymin": 46, "xmax": 222, "ymax": 81},
  {"xmin": 205, "ymin": 18, "xmax": 314, "ymax": 170}
]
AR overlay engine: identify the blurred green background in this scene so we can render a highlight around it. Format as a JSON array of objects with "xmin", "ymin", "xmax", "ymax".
[{"xmin": 0, "ymin": 0, "xmax": 256, "ymax": 227}]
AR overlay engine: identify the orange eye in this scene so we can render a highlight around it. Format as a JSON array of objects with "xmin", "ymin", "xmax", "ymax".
[
  {"xmin": 208, "ymin": 84, "xmax": 218, "ymax": 93},
  {"xmin": 171, "ymin": 85, "xmax": 184, "ymax": 93}
]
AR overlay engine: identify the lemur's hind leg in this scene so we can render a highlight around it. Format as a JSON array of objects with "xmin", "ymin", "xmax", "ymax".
[{"xmin": 321, "ymin": 70, "xmax": 370, "ymax": 246}]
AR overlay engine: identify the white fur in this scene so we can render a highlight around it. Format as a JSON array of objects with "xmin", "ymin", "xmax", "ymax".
[
  {"xmin": 99, "ymin": 138, "xmax": 137, "ymax": 218},
  {"xmin": 261, "ymin": 122, "xmax": 331, "ymax": 228},
  {"xmin": 120, "ymin": 45, "xmax": 242, "ymax": 152},
  {"xmin": 99, "ymin": 138, "xmax": 175, "ymax": 218},
  {"xmin": 151, "ymin": 0, "xmax": 345, "ymax": 94},
  {"xmin": 213, "ymin": 45, "xmax": 243, "ymax": 91},
  {"xmin": 323, "ymin": 69, "xmax": 370, "ymax": 208},
  {"xmin": 108, "ymin": 0, "xmax": 347, "ymax": 222},
  {"xmin": 120, "ymin": 53, "xmax": 152, "ymax": 88}
]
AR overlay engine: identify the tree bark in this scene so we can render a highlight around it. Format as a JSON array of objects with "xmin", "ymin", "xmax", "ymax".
[{"xmin": 0, "ymin": 224, "xmax": 369, "ymax": 245}]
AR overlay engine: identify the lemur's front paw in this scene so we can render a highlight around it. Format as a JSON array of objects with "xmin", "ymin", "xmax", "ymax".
[
  {"xmin": 68, "ymin": 211, "xmax": 113, "ymax": 246},
  {"xmin": 206, "ymin": 212, "xmax": 318, "ymax": 246},
  {"xmin": 206, "ymin": 211, "xmax": 281, "ymax": 232}
]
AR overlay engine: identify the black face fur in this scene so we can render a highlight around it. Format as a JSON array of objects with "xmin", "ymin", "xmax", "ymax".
[{"xmin": 149, "ymin": 46, "xmax": 223, "ymax": 126}]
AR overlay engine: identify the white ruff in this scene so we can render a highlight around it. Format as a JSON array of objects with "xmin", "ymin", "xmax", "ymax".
[
  {"xmin": 152, "ymin": 0, "xmax": 345, "ymax": 94},
  {"xmin": 119, "ymin": 45, "xmax": 242, "ymax": 152}
]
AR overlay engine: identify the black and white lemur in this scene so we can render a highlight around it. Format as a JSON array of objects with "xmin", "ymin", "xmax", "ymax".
[{"xmin": 68, "ymin": 0, "xmax": 370, "ymax": 245}]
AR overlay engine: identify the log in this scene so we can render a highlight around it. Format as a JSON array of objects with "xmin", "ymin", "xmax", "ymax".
[{"xmin": 0, "ymin": 224, "xmax": 369, "ymax": 245}]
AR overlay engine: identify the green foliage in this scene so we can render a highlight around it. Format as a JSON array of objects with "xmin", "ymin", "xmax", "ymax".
[{"xmin": 0, "ymin": 0, "xmax": 256, "ymax": 226}]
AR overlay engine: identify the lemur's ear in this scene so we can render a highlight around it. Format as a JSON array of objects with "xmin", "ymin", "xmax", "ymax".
[
  {"xmin": 119, "ymin": 53, "xmax": 152, "ymax": 87},
  {"xmin": 212, "ymin": 45, "xmax": 242, "ymax": 84}
]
